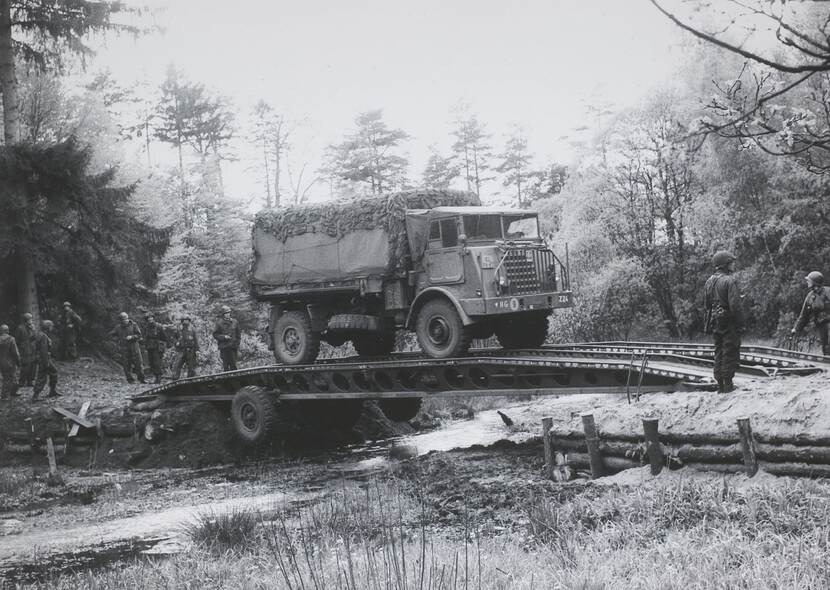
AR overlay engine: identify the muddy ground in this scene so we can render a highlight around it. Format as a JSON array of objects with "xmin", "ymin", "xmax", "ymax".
[{"xmin": 1, "ymin": 359, "xmax": 829, "ymax": 584}]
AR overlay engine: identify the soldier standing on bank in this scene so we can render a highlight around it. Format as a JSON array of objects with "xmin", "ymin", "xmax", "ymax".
[
  {"xmin": 143, "ymin": 313, "xmax": 168, "ymax": 384},
  {"xmin": 60, "ymin": 301, "xmax": 82, "ymax": 361},
  {"xmin": 213, "ymin": 305, "xmax": 241, "ymax": 372},
  {"xmin": 15, "ymin": 313, "xmax": 35, "ymax": 387},
  {"xmin": 32, "ymin": 320, "xmax": 59, "ymax": 400},
  {"xmin": 111, "ymin": 312, "xmax": 145, "ymax": 384},
  {"xmin": 790, "ymin": 271, "xmax": 830, "ymax": 356},
  {"xmin": 173, "ymin": 316, "xmax": 199, "ymax": 379},
  {"xmin": 703, "ymin": 250, "xmax": 745, "ymax": 394},
  {"xmin": 0, "ymin": 325, "xmax": 20, "ymax": 401}
]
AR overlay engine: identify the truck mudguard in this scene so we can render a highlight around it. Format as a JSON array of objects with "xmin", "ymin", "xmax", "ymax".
[{"xmin": 406, "ymin": 287, "xmax": 474, "ymax": 328}]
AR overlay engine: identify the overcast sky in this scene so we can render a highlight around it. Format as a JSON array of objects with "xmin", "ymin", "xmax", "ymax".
[{"xmin": 98, "ymin": 0, "xmax": 684, "ymax": 203}]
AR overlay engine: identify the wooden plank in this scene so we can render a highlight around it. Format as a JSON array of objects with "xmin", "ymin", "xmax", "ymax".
[
  {"xmin": 642, "ymin": 418, "xmax": 664, "ymax": 475},
  {"xmin": 46, "ymin": 438, "xmax": 58, "ymax": 476},
  {"xmin": 52, "ymin": 406, "xmax": 94, "ymax": 429},
  {"xmin": 68, "ymin": 401, "xmax": 91, "ymax": 437},
  {"xmin": 581, "ymin": 413, "xmax": 606, "ymax": 478},
  {"xmin": 542, "ymin": 417, "xmax": 554, "ymax": 480},
  {"xmin": 737, "ymin": 417, "xmax": 759, "ymax": 477}
]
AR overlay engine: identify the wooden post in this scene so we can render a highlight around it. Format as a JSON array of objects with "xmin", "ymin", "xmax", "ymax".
[
  {"xmin": 46, "ymin": 438, "xmax": 58, "ymax": 476},
  {"xmin": 581, "ymin": 412, "xmax": 606, "ymax": 478},
  {"xmin": 25, "ymin": 418, "xmax": 36, "ymax": 472},
  {"xmin": 542, "ymin": 417, "xmax": 554, "ymax": 480},
  {"xmin": 737, "ymin": 417, "xmax": 758, "ymax": 477},
  {"xmin": 642, "ymin": 418, "xmax": 664, "ymax": 475}
]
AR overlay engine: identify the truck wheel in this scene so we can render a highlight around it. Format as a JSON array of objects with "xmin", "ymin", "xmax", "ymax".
[
  {"xmin": 379, "ymin": 398, "xmax": 422, "ymax": 422},
  {"xmin": 353, "ymin": 330, "xmax": 396, "ymax": 357},
  {"xmin": 415, "ymin": 299, "xmax": 471, "ymax": 359},
  {"xmin": 231, "ymin": 386, "xmax": 277, "ymax": 445},
  {"xmin": 274, "ymin": 311, "xmax": 320, "ymax": 365},
  {"xmin": 496, "ymin": 316, "xmax": 549, "ymax": 349}
]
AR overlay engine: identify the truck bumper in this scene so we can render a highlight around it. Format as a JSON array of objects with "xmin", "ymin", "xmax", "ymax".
[{"xmin": 459, "ymin": 291, "xmax": 573, "ymax": 317}]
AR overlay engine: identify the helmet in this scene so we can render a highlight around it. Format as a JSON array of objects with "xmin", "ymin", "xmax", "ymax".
[
  {"xmin": 221, "ymin": 305, "xmax": 231, "ymax": 314},
  {"xmin": 806, "ymin": 271, "xmax": 825, "ymax": 287},
  {"xmin": 0, "ymin": 325, "xmax": 8, "ymax": 334},
  {"xmin": 180, "ymin": 315, "xmax": 191, "ymax": 322},
  {"xmin": 41, "ymin": 320, "xmax": 54, "ymax": 330},
  {"xmin": 63, "ymin": 301, "xmax": 71, "ymax": 307},
  {"xmin": 119, "ymin": 312, "xmax": 129, "ymax": 320},
  {"xmin": 712, "ymin": 250, "xmax": 736, "ymax": 269},
  {"xmin": 23, "ymin": 313, "xmax": 32, "ymax": 320}
]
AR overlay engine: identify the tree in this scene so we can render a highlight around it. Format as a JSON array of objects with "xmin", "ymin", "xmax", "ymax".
[
  {"xmin": 0, "ymin": 0, "xmax": 145, "ymax": 322},
  {"xmin": 450, "ymin": 106, "xmax": 492, "ymax": 198},
  {"xmin": 496, "ymin": 127, "xmax": 533, "ymax": 207},
  {"xmin": 251, "ymin": 100, "xmax": 291, "ymax": 208},
  {"xmin": 422, "ymin": 148, "xmax": 459, "ymax": 189},
  {"xmin": 652, "ymin": 1, "xmax": 830, "ymax": 171},
  {"xmin": 525, "ymin": 163, "xmax": 568, "ymax": 203},
  {"xmin": 323, "ymin": 109, "xmax": 409, "ymax": 196}
]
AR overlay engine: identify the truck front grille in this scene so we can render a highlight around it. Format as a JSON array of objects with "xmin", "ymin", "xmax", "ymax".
[{"xmin": 503, "ymin": 249, "xmax": 556, "ymax": 294}]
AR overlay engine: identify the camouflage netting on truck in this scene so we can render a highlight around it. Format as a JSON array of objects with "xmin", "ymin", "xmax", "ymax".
[{"xmin": 254, "ymin": 189, "xmax": 480, "ymax": 273}]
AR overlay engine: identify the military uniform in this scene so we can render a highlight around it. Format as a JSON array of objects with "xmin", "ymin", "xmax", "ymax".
[
  {"xmin": 793, "ymin": 284, "xmax": 830, "ymax": 356},
  {"xmin": 173, "ymin": 323, "xmax": 199, "ymax": 379},
  {"xmin": 213, "ymin": 314, "xmax": 240, "ymax": 372},
  {"xmin": 32, "ymin": 328, "xmax": 58, "ymax": 399},
  {"xmin": 60, "ymin": 306, "xmax": 82, "ymax": 360},
  {"xmin": 703, "ymin": 257, "xmax": 744, "ymax": 393},
  {"xmin": 15, "ymin": 319, "xmax": 35, "ymax": 386},
  {"xmin": 143, "ymin": 319, "xmax": 168, "ymax": 383},
  {"xmin": 111, "ymin": 319, "xmax": 145, "ymax": 383},
  {"xmin": 0, "ymin": 331, "xmax": 20, "ymax": 400}
]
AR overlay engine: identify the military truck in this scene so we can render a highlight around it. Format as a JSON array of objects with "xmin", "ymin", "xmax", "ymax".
[{"xmin": 250, "ymin": 189, "xmax": 572, "ymax": 365}]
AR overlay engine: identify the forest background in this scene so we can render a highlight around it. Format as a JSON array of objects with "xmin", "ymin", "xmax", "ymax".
[{"xmin": 1, "ymin": 0, "xmax": 828, "ymax": 368}]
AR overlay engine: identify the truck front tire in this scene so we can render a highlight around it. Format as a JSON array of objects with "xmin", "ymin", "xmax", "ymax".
[
  {"xmin": 415, "ymin": 299, "xmax": 471, "ymax": 359},
  {"xmin": 231, "ymin": 386, "xmax": 277, "ymax": 446},
  {"xmin": 274, "ymin": 310, "xmax": 321, "ymax": 365}
]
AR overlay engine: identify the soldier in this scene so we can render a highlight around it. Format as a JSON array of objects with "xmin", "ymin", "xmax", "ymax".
[
  {"xmin": 15, "ymin": 312, "xmax": 35, "ymax": 387},
  {"xmin": 173, "ymin": 316, "xmax": 199, "ymax": 379},
  {"xmin": 0, "ymin": 325, "xmax": 20, "ymax": 401},
  {"xmin": 703, "ymin": 250, "xmax": 745, "ymax": 393},
  {"xmin": 790, "ymin": 271, "xmax": 830, "ymax": 356},
  {"xmin": 32, "ymin": 320, "xmax": 59, "ymax": 400},
  {"xmin": 143, "ymin": 313, "xmax": 168, "ymax": 384},
  {"xmin": 60, "ymin": 301, "xmax": 82, "ymax": 361},
  {"xmin": 111, "ymin": 312, "xmax": 145, "ymax": 384},
  {"xmin": 213, "ymin": 305, "xmax": 241, "ymax": 372}
]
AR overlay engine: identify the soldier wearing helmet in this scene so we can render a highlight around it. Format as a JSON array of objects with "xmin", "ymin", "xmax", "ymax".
[
  {"xmin": 109, "ymin": 312, "xmax": 145, "ymax": 384},
  {"xmin": 173, "ymin": 315, "xmax": 199, "ymax": 379},
  {"xmin": 59, "ymin": 301, "xmax": 82, "ymax": 361},
  {"xmin": 0, "ymin": 324, "xmax": 20, "ymax": 401},
  {"xmin": 15, "ymin": 312, "xmax": 36, "ymax": 387},
  {"xmin": 791, "ymin": 271, "xmax": 830, "ymax": 356},
  {"xmin": 212, "ymin": 305, "xmax": 240, "ymax": 372},
  {"xmin": 703, "ymin": 250, "xmax": 745, "ymax": 393},
  {"xmin": 32, "ymin": 320, "xmax": 59, "ymax": 400}
]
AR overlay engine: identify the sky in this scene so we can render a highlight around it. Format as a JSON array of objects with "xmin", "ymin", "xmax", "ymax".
[{"xmin": 95, "ymin": 0, "xmax": 685, "ymax": 203}]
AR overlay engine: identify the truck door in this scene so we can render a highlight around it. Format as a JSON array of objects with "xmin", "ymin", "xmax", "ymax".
[{"xmin": 426, "ymin": 218, "xmax": 464, "ymax": 284}]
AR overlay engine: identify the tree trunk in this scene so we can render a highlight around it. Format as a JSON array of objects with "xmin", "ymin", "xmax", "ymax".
[
  {"xmin": 263, "ymin": 144, "xmax": 272, "ymax": 208},
  {"xmin": 17, "ymin": 250, "xmax": 40, "ymax": 325},
  {"xmin": 0, "ymin": 0, "xmax": 19, "ymax": 145},
  {"xmin": 274, "ymin": 139, "xmax": 281, "ymax": 208}
]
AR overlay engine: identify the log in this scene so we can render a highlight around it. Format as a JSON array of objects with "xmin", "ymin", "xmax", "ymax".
[
  {"xmin": 581, "ymin": 413, "xmax": 606, "ymax": 478},
  {"xmin": 643, "ymin": 418, "xmax": 664, "ymax": 475},
  {"xmin": 542, "ymin": 417, "xmax": 554, "ymax": 480},
  {"xmin": 548, "ymin": 428, "xmax": 830, "ymax": 448},
  {"xmin": 549, "ymin": 436, "xmax": 641, "ymax": 458},
  {"xmin": 564, "ymin": 452, "xmax": 640, "ymax": 473},
  {"xmin": 737, "ymin": 417, "xmax": 759, "ymax": 477}
]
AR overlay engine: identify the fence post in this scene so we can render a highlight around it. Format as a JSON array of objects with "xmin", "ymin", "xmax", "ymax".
[
  {"xmin": 581, "ymin": 412, "xmax": 606, "ymax": 478},
  {"xmin": 542, "ymin": 417, "xmax": 554, "ymax": 480},
  {"xmin": 737, "ymin": 417, "xmax": 758, "ymax": 477},
  {"xmin": 642, "ymin": 418, "xmax": 664, "ymax": 475}
]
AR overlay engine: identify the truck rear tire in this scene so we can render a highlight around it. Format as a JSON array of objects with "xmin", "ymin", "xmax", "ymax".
[
  {"xmin": 274, "ymin": 310, "xmax": 321, "ymax": 365},
  {"xmin": 496, "ymin": 315, "xmax": 549, "ymax": 349},
  {"xmin": 415, "ymin": 299, "xmax": 471, "ymax": 359},
  {"xmin": 353, "ymin": 330, "xmax": 396, "ymax": 357},
  {"xmin": 379, "ymin": 398, "xmax": 422, "ymax": 422},
  {"xmin": 231, "ymin": 386, "xmax": 277, "ymax": 446}
]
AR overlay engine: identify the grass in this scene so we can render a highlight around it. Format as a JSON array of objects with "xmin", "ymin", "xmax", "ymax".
[{"xmin": 31, "ymin": 475, "xmax": 830, "ymax": 589}]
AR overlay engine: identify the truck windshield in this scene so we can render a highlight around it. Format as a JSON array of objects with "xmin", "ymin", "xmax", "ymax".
[
  {"xmin": 503, "ymin": 214, "xmax": 540, "ymax": 240},
  {"xmin": 463, "ymin": 215, "xmax": 503, "ymax": 240}
]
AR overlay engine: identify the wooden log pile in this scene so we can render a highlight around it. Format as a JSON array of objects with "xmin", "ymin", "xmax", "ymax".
[{"xmin": 542, "ymin": 412, "xmax": 830, "ymax": 481}]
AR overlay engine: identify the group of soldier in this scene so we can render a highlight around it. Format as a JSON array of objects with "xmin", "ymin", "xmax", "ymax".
[
  {"xmin": 704, "ymin": 250, "xmax": 830, "ymax": 394},
  {"xmin": 0, "ymin": 304, "xmax": 241, "ymax": 402}
]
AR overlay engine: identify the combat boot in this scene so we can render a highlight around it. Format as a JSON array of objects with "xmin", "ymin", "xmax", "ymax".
[
  {"xmin": 722, "ymin": 379, "xmax": 735, "ymax": 394},
  {"xmin": 47, "ymin": 388, "xmax": 60, "ymax": 398},
  {"xmin": 715, "ymin": 377, "xmax": 724, "ymax": 393}
]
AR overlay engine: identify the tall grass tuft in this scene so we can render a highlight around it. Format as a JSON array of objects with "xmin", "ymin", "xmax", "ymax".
[{"xmin": 183, "ymin": 507, "xmax": 260, "ymax": 553}]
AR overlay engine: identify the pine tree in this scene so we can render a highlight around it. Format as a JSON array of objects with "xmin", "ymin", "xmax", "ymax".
[
  {"xmin": 496, "ymin": 128, "xmax": 533, "ymax": 207},
  {"xmin": 422, "ymin": 149, "xmax": 459, "ymax": 189}
]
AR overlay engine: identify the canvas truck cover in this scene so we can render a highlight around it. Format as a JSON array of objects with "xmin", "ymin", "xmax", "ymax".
[{"xmin": 251, "ymin": 189, "xmax": 480, "ymax": 290}]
